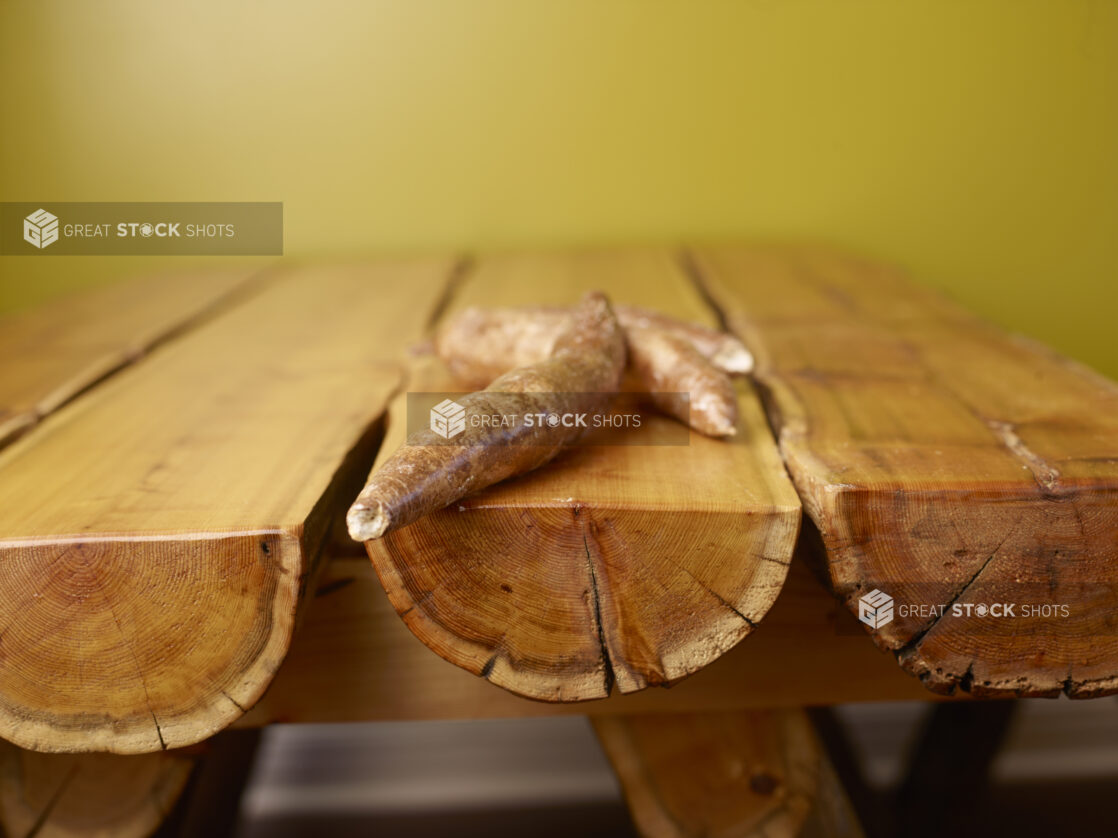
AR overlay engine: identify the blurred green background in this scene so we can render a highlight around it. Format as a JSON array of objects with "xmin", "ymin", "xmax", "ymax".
[{"xmin": 1, "ymin": 1, "xmax": 1115, "ymax": 375}]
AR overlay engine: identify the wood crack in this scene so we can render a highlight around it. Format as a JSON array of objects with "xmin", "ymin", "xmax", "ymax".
[
  {"xmin": 0, "ymin": 264, "xmax": 280, "ymax": 453},
  {"xmin": 655, "ymin": 546, "xmax": 758, "ymax": 628},
  {"xmin": 582, "ymin": 530, "xmax": 616, "ymax": 695},
  {"xmin": 423, "ymin": 255, "xmax": 475, "ymax": 334},
  {"xmin": 985, "ymin": 419, "xmax": 1061, "ymax": 493},
  {"xmin": 895, "ymin": 529, "xmax": 1011, "ymax": 666},
  {"xmin": 399, "ymin": 587, "xmax": 436, "ymax": 619},
  {"xmin": 221, "ymin": 690, "xmax": 246, "ymax": 713},
  {"xmin": 480, "ymin": 653, "xmax": 499, "ymax": 679},
  {"xmin": 151, "ymin": 711, "xmax": 167, "ymax": 751},
  {"xmin": 94, "ymin": 573, "xmax": 169, "ymax": 750}
]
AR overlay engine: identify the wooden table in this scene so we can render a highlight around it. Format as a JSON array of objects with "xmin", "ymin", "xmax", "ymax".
[{"xmin": 1, "ymin": 246, "xmax": 1114, "ymax": 837}]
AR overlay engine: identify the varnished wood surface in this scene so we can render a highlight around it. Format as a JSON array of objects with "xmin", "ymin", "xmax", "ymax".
[
  {"xmin": 693, "ymin": 243, "xmax": 1118, "ymax": 698},
  {"xmin": 364, "ymin": 251, "xmax": 803, "ymax": 702},
  {"xmin": 5, "ymin": 244, "xmax": 1110, "ymax": 762},
  {"xmin": 0, "ymin": 259, "xmax": 455, "ymax": 753},
  {"xmin": 0, "ymin": 269, "xmax": 266, "ymax": 448}
]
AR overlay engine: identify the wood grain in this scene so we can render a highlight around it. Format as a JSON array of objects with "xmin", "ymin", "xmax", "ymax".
[
  {"xmin": 693, "ymin": 243, "xmax": 1118, "ymax": 698},
  {"xmin": 363, "ymin": 250, "xmax": 802, "ymax": 702},
  {"xmin": 0, "ymin": 269, "xmax": 267, "ymax": 448},
  {"xmin": 247, "ymin": 547, "xmax": 943, "ymax": 732},
  {"xmin": 0, "ymin": 741, "xmax": 193, "ymax": 838},
  {"xmin": 243, "ymin": 551, "xmax": 939, "ymax": 726},
  {"xmin": 594, "ymin": 710, "xmax": 830, "ymax": 838},
  {"xmin": 0, "ymin": 259, "xmax": 455, "ymax": 754}
]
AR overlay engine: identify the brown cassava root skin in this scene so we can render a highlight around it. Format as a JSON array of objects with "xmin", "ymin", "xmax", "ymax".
[
  {"xmin": 435, "ymin": 306, "xmax": 568, "ymax": 387},
  {"xmin": 435, "ymin": 304, "xmax": 744, "ymax": 436},
  {"xmin": 435, "ymin": 303, "xmax": 752, "ymax": 383},
  {"xmin": 616, "ymin": 304, "xmax": 754, "ymax": 375},
  {"xmin": 348, "ymin": 292, "xmax": 626, "ymax": 541},
  {"xmin": 626, "ymin": 325, "xmax": 737, "ymax": 437}
]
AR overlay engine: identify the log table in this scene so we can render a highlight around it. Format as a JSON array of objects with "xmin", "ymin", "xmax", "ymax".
[
  {"xmin": 364, "ymin": 251, "xmax": 801, "ymax": 702},
  {"xmin": 0, "ymin": 246, "xmax": 1113, "ymax": 837},
  {"xmin": 692, "ymin": 245, "xmax": 1118, "ymax": 698}
]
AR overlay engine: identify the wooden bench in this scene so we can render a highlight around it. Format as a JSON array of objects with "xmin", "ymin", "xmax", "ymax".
[{"xmin": 1, "ymin": 245, "xmax": 1114, "ymax": 837}]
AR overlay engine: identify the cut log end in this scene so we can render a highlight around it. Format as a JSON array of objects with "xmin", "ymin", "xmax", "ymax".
[
  {"xmin": 367, "ymin": 492, "xmax": 796, "ymax": 703},
  {"xmin": 806, "ymin": 466, "xmax": 1118, "ymax": 700},
  {"xmin": 0, "ymin": 532, "xmax": 302, "ymax": 754}
]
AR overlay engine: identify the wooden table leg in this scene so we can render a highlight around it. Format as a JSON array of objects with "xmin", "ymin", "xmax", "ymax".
[
  {"xmin": 594, "ymin": 710, "xmax": 864, "ymax": 838},
  {"xmin": 0, "ymin": 729, "xmax": 261, "ymax": 838},
  {"xmin": 0, "ymin": 742, "xmax": 193, "ymax": 838},
  {"xmin": 894, "ymin": 702, "xmax": 1016, "ymax": 838}
]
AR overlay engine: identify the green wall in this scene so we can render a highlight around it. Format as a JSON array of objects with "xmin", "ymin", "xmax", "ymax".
[{"xmin": 2, "ymin": 1, "xmax": 1115, "ymax": 375}]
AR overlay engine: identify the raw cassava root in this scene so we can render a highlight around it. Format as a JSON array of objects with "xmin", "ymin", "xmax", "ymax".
[
  {"xmin": 347, "ymin": 291, "xmax": 626, "ymax": 542},
  {"xmin": 624, "ymin": 325, "xmax": 737, "ymax": 438},
  {"xmin": 434, "ymin": 303, "xmax": 750, "ymax": 437},
  {"xmin": 614, "ymin": 304, "xmax": 754, "ymax": 375}
]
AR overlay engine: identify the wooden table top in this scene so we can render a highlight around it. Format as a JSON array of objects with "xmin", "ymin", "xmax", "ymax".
[{"xmin": 2, "ymin": 244, "xmax": 1113, "ymax": 755}]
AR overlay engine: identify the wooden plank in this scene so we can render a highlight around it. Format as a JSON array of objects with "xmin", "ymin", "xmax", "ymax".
[
  {"xmin": 240, "ymin": 553, "xmax": 938, "ymax": 725},
  {"xmin": 692, "ymin": 243, "xmax": 1118, "ymax": 698},
  {"xmin": 594, "ymin": 709, "xmax": 863, "ymax": 838},
  {"xmin": 362, "ymin": 250, "xmax": 802, "ymax": 702},
  {"xmin": 0, "ymin": 268, "xmax": 267, "ymax": 447},
  {"xmin": 0, "ymin": 258, "xmax": 455, "ymax": 754},
  {"xmin": 0, "ymin": 740, "xmax": 194, "ymax": 838}
]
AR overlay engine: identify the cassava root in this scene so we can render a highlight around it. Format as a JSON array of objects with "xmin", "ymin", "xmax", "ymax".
[
  {"xmin": 348, "ymin": 291, "xmax": 626, "ymax": 541},
  {"xmin": 435, "ymin": 304, "xmax": 748, "ymax": 436},
  {"xmin": 625, "ymin": 325, "xmax": 738, "ymax": 437},
  {"xmin": 617, "ymin": 305, "xmax": 754, "ymax": 375}
]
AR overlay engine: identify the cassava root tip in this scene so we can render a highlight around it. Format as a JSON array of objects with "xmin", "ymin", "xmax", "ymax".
[
  {"xmin": 347, "ymin": 501, "xmax": 390, "ymax": 542},
  {"xmin": 712, "ymin": 340, "xmax": 754, "ymax": 375}
]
